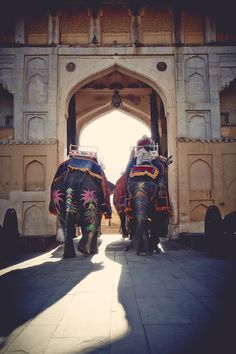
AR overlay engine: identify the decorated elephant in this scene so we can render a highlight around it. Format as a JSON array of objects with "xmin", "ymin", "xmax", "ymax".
[
  {"xmin": 113, "ymin": 174, "xmax": 129, "ymax": 238},
  {"xmin": 124, "ymin": 136, "xmax": 172, "ymax": 255},
  {"xmin": 49, "ymin": 148, "xmax": 111, "ymax": 258}
]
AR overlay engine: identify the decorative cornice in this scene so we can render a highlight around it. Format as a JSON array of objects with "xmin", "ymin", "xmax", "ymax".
[
  {"xmin": 0, "ymin": 139, "xmax": 57, "ymax": 145},
  {"xmin": 177, "ymin": 137, "xmax": 236, "ymax": 143}
]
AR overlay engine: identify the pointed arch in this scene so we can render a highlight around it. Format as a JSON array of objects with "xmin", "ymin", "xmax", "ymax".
[
  {"xmin": 186, "ymin": 72, "xmax": 206, "ymax": 103},
  {"xmin": 25, "ymin": 160, "xmax": 45, "ymax": 191},
  {"xmin": 188, "ymin": 114, "xmax": 207, "ymax": 138},
  {"xmin": 189, "ymin": 159, "xmax": 212, "ymax": 191},
  {"xmin": 191, "ymin": 203, "xmax": 208, "ymax": 221},
  {"xmin": 27, "ymin": 116, "xmax": 45, "ymax": 140},
  {"xmin": 27, "ymin": 57, "xmax": 47, "ymax": 70},
  {"xmin": 23, "ymin": 204, "xmax": 44, "ymax": 235},
  {"xmin": 28, "ymin": 74, "xmax": 47, "ymax": 104},
  {"xmin": 65, "ymin": 64, "xmax": 168, "ymax": 116}
]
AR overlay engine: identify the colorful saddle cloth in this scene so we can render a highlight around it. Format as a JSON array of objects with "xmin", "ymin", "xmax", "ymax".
[
  {"xmin": 68, "ymin": 156, "xmax": 103, "ymax": 180},
  {"xmin": 129, "ymin": 165, "xmax": 159, "ymax": 180},
  {"xmin": 113, "ymin": 174, "xmax": 126, "ymax": 214},
  {"xmin": 49, "ymin": 156, "xmax": 111, "ymax": 218}
]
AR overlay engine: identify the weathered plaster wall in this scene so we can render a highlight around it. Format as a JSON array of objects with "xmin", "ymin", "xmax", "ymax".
[
  {"xmin": 178, "ymin": 139, "xmax": 236, "ymax": 233},
  {"xmin": 0, "ymin": 142, "xmax": 57, "ymax": 235},
  {"xmin": 0, "ymin": 43, "xmax": 236, "ymax": 235}
]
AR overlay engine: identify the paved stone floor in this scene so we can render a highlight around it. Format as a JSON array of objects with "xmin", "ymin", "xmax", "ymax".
[{"xmin": 0, "ymin": 234, "xmax": 236, "ymax": 354}]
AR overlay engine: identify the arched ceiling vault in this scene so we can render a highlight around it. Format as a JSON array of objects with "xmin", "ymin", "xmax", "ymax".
[{"xmin": 73, "ymin": 67, "xmax": 161, "ymax": 133}]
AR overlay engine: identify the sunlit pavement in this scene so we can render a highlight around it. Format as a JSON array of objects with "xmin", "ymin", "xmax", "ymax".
[{"xmin": 0, "ymin": 234, "xmax": 236, "ymax": 354}]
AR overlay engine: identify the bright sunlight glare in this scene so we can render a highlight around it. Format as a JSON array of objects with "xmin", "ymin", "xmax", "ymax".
[{"xmin": 80, "ymin": 111, "xmax": 150, "ymax": 184}]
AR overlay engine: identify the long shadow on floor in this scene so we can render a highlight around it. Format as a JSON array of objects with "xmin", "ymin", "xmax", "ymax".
[
  {"xmin": 0, "ymin": 240, "xmax": 104, "ymax": 341},
  {"xmin": 1, "ymin": 237, "xmax": 236, "ymax": 354},
  {"xmin": 89, "ymin": 238, "xmax": 236, "ymax": 354}
]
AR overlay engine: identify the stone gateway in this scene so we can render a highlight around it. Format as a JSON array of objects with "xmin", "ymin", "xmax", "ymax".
[{"xmin": 0, "ymin": 0, "xmax": 235, "ymax": 237}]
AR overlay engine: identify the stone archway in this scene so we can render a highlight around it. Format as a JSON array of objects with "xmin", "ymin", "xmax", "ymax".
[
  {"xmin": 58, "ymin": 59, "xmax": 178, "ymax": 227},
  {"xmin": 67, "ymin": 66, "xmax": 168, "ymax": 156}
]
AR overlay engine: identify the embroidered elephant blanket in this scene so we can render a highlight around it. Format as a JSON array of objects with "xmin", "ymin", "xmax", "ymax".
[{"xmin": 49, "ymin": 156, "xmax": 111, "ymax": 218}]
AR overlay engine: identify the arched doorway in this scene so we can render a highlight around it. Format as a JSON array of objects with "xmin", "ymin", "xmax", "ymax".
[
  {"xmin": 66, "ymin": 66, "xmax": 168, "ymax": 157},
  {"xmin": 59, "ymin": 62, "xmax": 178, "ymax": 230},
  {"xmin": 65, "ymin": 67, "xmax": 170, "ymax": 232}
]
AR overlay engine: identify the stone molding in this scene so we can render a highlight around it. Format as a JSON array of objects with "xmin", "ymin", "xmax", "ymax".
[
  {"xmin": 0, "ymin": 139, "xmax": 57, "ymax": 145},
  {"xmin": 177, "ymin": 137, "xmax": 236, "ymax": 143}
]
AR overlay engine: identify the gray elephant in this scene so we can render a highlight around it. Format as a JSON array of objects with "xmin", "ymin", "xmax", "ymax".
[
  {"xmin": 124, "ymin": 136, "xmax": 172, "ymax": 255},
  {"xmin": 49, "ymin": 152, "xmax": 111, "ymax": 258},
  {"xmin": 113, "ymin": 174, "xmax": 129, "ymax": 238}
]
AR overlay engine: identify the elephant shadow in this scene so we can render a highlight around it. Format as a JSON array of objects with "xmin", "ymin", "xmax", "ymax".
[{"xmin": 0, "ymin": 240, "xmax": 104, "ymax": 340}]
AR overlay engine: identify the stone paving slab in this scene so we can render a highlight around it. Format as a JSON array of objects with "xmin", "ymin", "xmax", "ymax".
[{"xmin": 0, "ymin": 234, "xmax": 236, "ymax": 354}]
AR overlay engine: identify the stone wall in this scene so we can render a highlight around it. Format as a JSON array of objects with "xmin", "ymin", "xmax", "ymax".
[
  {"xmin": 0, "ymin": 2, "xmax": 236, "ymax": 236},
  {"xmin": 0, "ymin": 142, "xmax": 57, "ymax": 235},
  {"xmin": 178, "ymin": 138, "xmax": 236, "ymax": 233}
]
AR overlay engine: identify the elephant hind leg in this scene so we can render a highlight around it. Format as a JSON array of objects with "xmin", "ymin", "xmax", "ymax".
[
  {"xmin": 63, "ymin": 215, "xmax": 76, "ymax": 258},
  {"xmin": 64, "ymin": 244, "xmax": 76, "ymax": 258}
]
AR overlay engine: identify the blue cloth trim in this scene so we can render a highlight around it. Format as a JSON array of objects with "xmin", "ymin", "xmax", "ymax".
[{"xmin": 68, "ymin": 157, "xmax": 103, "ymax": 178}]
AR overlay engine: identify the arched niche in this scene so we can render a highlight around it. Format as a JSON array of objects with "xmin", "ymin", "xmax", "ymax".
[
  {"xmin": 25, "ymin": 160, "xmax": 45, "ymax": 191},
  {"xmin": 26, "ymin": 56, "xmax": 48, "ymax": 104},
  {"xmin": 28, "ymin": 74, "xmax": 47, "ymax": 104},
  {"xmin": 27, "ymin": 116, "xmax": 45, "ymax": 140},
  {"xmin": 186, "ymin": 56, "xmax": 206, "ymax": 70},
  {"xmin": 23, "ymin": 204, "xmax": 44, "ymax": 235},
  {"xmin": 186, "ymin": 73, "xmax": 206, "ymax": 103},
  {"xmin": 188, "ymin": 114, "xmax": 207, "ymax": 138},
  {"xmin": 185, "ymin": 55, "xmax": 208, "ymax": 103},
  {"xmin": 189, "ymin": 159, "xmax": 212, "ymax": 191},
  {"xmin": 27, "ymin": 56, "xmax": 47, "ymax": 71},
  {"xmin": 191, "ymin": 203, "xmax": 208, "ymax": 221},
  {"xmin": 0, "ymin": 84, "xmax": 13, "ymax": 128}
]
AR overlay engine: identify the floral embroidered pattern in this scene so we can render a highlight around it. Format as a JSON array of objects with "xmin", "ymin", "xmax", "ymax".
[
  {"xmin": 136, "ymin": 183, "xmax": 149, "ymax": 222},
  {"xmin": 52, "ymin": 189, "xmax": 64, "ymax": 215},
  {"xmin": 81, "ymin": 189, "xmax": 99, "ymax": 233},
  {"xmin": 81, "ymin": 189, "xmax": 98, "ymax": 207},
  {"xmin": 66, "ymin": 187, "xmax": 78, "ymax": 214}
]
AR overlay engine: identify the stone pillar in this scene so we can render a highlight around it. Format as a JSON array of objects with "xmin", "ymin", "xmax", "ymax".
[
  {"xmin": 209, "ymin": 53, "xmax": 221, "ymax": 138},
  {"xmin": 150, "ymin": 90, "xmax": 160, "ymax": 147},
  {"xmin": 130, "ymin": 7, "xmax": 142, "ymax": 45},
  {"xmin": 48, "ymin": 13, "xmax": 59, "ymax": 44},
  {"xmin": 15, "ymin": 16, "xmax": 25, "ymax": 44},
  {"xmin": 13, "ymin": 50, "xmax": 24, "ymax": 140},
  {"xmin": 89, "ymin": 7, "xmax": 101, "ymax": 44},
  {"xmin": 171, "ymin": 5, "xmax": 182, "ymax": 45},
  {"xmin": 205, "ymin": 16, "xmax": 216, "ymax": 43}
]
